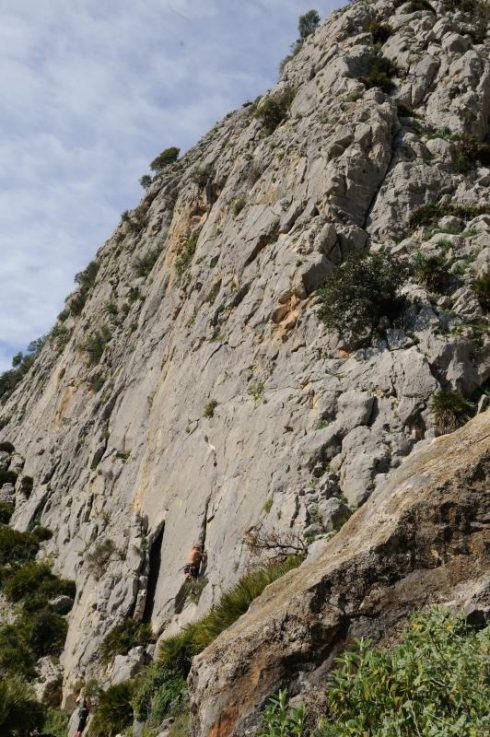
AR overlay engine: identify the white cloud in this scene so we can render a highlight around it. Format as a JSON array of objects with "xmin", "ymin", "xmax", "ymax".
[{"xmin": 0, "ymin": 0, "xmax": 339, "ymax": 373}]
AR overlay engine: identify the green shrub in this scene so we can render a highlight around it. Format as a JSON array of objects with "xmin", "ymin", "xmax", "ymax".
[
  {"xmin": 131, "ymin": 663, "xmax": 187, "ymax": 724},
  {"xmin": 24, "ymin": 609, "xmax": 68, "ymax": 657},
  {"xmin": 0, "ymin": 469, "xmax": 17, "ymax": 486},
  {"xmin": 0, "ymin": 526, "xmax": 39, "ymax": 565},
  {"xmin": 70, "ymin": 260, "xmax": 100, "ymax": 316},
  {"xmin": 255, "ymin": 87, "xmax": 296, "ymax": 135},
  {"xmin": 317, "ymin": 250, "xmax": 408, "ymax": 347},
  {"xmin": 176, "ymin": 230, "xmax": 201, "ymax": 278},
  {"xmin": 413, "ymin": 252, "xmax": 451, "ymax": 293},
  {"xmin": 191, "ymin": 163, "xmax": 214, "ymax": 188},
  {"xmin": 366, "ymin": 21, "xmax": 392, "ymax": 45},
  {"xmin": 101, "ymin": 619, "xmax": 153, "ymax": 663},
  {"xmin": 0, "ymin": 677, "xmax": 46, "ymax": 736},
  {"xmin": 2, "ymin": 560, "xmax": 75, "ymax": 606},
  {"xmin": 232, "ymin": 196, "xmax": 246, "ymax": 217},
  {"xmin": 139, "ymin": 174, "xmax": 152, "ymax": 189},
  {"xmin": 394, "ymin": 0, "xmax": 435, "ymax": 10},
  {"xmin": 298, "ymin": 10, "xmax": 320, "ymax": 39},
  {"xmin": 81, "ymin": 326, "xmax": 111, "ymax": 366},
  {"xmin": 43, "ymin": 707, "xmax": 70, "ymax": 737},
  {"xmin": 473, "ymin": 275, "xmax": 490, "ymax": 310},
  {"xmin": 203, "ymin": 399, "xmax": 218, "ymax": 418},
  {"xmin": 409, "ymin": 201, "xmax": 487, "ymax": 228},
  {"xmin": 150, "ymin": 147, "xmax": 180, "ymax": 173},
  {"xmin": 360, "ymin": 53, "xmax": 399, "ymax": 93},
  {"xmin": 0, "ymin": 624, "xmax": 36, "ymax": 678},
  {"xmin": 134, "ymin": 248, "xmax": 160, "ymax": 278},
  {"xmin": 50, "ymin": 323, "xmax": 71, "ymax": 353},
  {"xmin": 317, "ymin": 609, "xmax": 490, "ymax": 736},
  {"xmin": 86, "ymin": 538, "xmax": 117, "ymax": 579},
  {"xmin": 0, "ymin": 502, "xmax": 14, "ymax": 524},
  {"xmin": 159, "ymin": 556, "xmax": 302, "ymax": 675},
  {"xmin": 431, "ymin": 388, "xmax": 472, "ymax": 434},
  {"xmin": 259, "ymin": 690, "xmax": 307, "ymax": 737},
  {"xmin": 88, "ymin": 682, "xmax": 133, "ymax": 737},
  {"xmin": 0, "ymin": 338, "xmax": 45, "ymax": 404}
]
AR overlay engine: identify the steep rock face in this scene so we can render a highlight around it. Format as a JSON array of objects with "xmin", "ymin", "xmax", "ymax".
[
  {"xmin": 0, "ymin": 0, "xmax": 489, "ymax": 702},
  {"xmin": 190, "ymin": 409, "xmax": 490, "ymax": 737}
]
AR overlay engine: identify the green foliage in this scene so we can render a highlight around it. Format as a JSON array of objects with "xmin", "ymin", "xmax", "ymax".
[
  {"xmin": 409, "ymin": 201, "xmax": 487, "ymax": 228},
  {"xmin": 159, "ymin": 557, "xmax": 302, "ymax": 675},
  {"xmin": 280, "ymin": 10, "xmax": 320, "ymax": 73},
  {"xmin": 0, "ymin": 677, "xmax": 46, "ymax": 736},
  {"xmin": 140, "ymin": 174, "xmax": 153, "ymax": 189},
  {"xmin": 0, "ymin": 502, "xmax": 14, "ymax": 524},
  {"xmin": 259, "ymin": 690, "xmax": 307, "ymax": 737},
  {"xmin": 176, "ymin": 230, "xmax": 201, "ymax": 278},
  {"xmin": 88, "ymin": 682, "xmax": 133, "ymax": 737},
  {"xmin": 473, "ymin": 274, "xmax": 490, "ymax": 310},
  {"xmin": 135, "ymin": 247, "xmax": 160, "ymax": 278},
  {"xmin": 0, "ymin": 624, "xmax": 37, "ymax": 678},
  {"xmin": 70, "ymin": 260, "xmax": 99, "ymax": 315},
  {"xmin": 318, "ymin": 609, "xmax": 490, "ymax": 737},
  {"xmin": 81, "ymin": 325, "xmax": 111, "ymax": 366},
  {"xmin": 50, "ymin": 323, "xmax": 71, "ymax": 353},
  {"xmin": 0, "ymin": 337, "xmax": 46, "ymax": 404},
  {"xmin": 413, "ymin": 252, "xmax": 451, "ymax": 293},
  {"xmin": 203, "ymin": 399, "xmax": 218, "ymax": 418},
  {"xmin": 298, "ymin": 10, "xmax": 320, "ymax": 39},
  {"xmin": 255, "ymin": 87, "xmax": 296, "ymax": 135},
  {"xmin": 150, "ymin": 147, "xmax": 180, "ymax": 173},
  {"xmin": 0, "ymin": 469, "xmax": 17, "ymax": 486},
  {"xmin": 431, "ymin": 388, "xmax": 472, "ymax": 433},
  {"xmin": 0, "ymin": 526, "xmax": 39, "ymax": 565},
  {"xmin": 360, "ymin": 53, "xmax": 399, "ymax": 93},
  {"xmin": 86, "ymin": 538, "xmax": 117, "ymax": 579},
  {"xmin": 317, "ymin": 250, "xmax": 408, "ymax": 347},
  {"xmin": 131, "ymin": 663, "xmax": 187, "ymax": 724},
  {"xmin": 44, "ymin": 707, "xmax": 70, "ymax": 737},
  {"xmin": 1, "ymin": 560, "xmax": 74, "ymax": 604},
  {"xmin": 366, "ymin": 21, "xmax": 392, "ymax": 45},
  {"xmin": 101, "ymin": 619, "xmax": 154, "ymax": 663},
  {"xmin": 232, "ymin": 196, "xmax": 246, "ymax": 217},
  {"xmin": 191, "ymin": 163, "xmax": 214, "ymax": 188},
  {"xmin": 24, "ymin": 609, "xmax": 68, "ymax": 658}
]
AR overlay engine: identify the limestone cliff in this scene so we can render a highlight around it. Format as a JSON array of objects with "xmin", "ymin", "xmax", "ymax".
[{"xmin": 0, "ymin": 0, "xmax": 489, "ymax": 719}]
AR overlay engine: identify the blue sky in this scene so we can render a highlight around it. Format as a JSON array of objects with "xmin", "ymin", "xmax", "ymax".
[{"xmin": 0, "ymin": 0, "xmax": 338, "ymax": 373}]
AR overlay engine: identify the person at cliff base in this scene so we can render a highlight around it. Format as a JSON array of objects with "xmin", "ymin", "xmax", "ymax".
[{"xmin": 74, "ymin": 697, "xmax": 89, "ymax": 737}]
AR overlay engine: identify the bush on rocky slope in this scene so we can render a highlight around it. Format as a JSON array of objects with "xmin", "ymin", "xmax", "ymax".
[
  {"xmin": 254, "ymin": 87, "xmax": 296, "ymax": 135},
  {"xmin": 101, "ymin": 619, "xmax": 154, "ymax": 663},
  {"xmin": 259, "ymin": 610, "xmax": 490, "ymax": 737},
  {"xmin": 431, "ymin": 388, "xmax": 473, "ymax": 434},
  {"xmin": 317, "ymin": 250, "xmax": 408, "ymax": 348}
]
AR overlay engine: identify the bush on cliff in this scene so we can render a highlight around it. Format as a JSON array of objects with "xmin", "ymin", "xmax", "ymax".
[
  {"xmin": 259, "ymin": 609, "xmax": 490, "ymax": 737},
  {"xmin": 317, "ymin": 609, "xmax": 490, "ymax": 736},
  {"xmin": 101, "ymin": 619, "xmax": 154, "ymax": 663},
  {"xmin": 317, "ymin": 250, "xmax": 408, "ymax": 348},
  {"xmin": 0, "ymin": 677, "xmax": 46, "ymax": 736},
  {"xmin": 88, "ymin": 682, "xmax": 133, "ymax": 737},
  {"xmin": 431, "ymin": 388, "xmax": 472, "ymax": 434}
]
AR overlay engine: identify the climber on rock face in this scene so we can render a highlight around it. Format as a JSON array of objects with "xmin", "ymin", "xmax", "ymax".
[{"xmin": 184, "ymin": 544, "xmax": 207, "ymax": 579}]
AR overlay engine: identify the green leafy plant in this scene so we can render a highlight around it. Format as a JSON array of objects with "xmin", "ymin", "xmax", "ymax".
[
  {"xmin": 280, "ymin": 10, "xmax": 320, "ymax": 73},
  {"xmin": 317, "ymin": 609, "xmax": 490, "ymax": 736},
  {"xmin": 139, "ymin": 174, "xmax": 152, "ymax": 189},
  {"xmin": 366, "ymin": 21, "xmax": 392, "ymax": 45},
  {"xmin": 254, "ymin": 87, "xmax": 296, "ymax": 135},
  {"xmin": 259, "ymin": 690, "xmax": 307, "ymax": 737},
  {"xmin": 0, "ymin": 502, "xmax": 14, "ymax": 524},
  {"xmin": 409, "ymin": 201, "xmax": 487, "ymax": 228},
  {"xmin": 413, "ymin": 252, "xmax": 451, "ymax": 293},
  {"xmin": 360, "ymin": 53, "xmax": 399, "ymax": 93},
  {"xmin": 473, "ymin": 275, "xmax": 490, "ymax": 310},
  {"xmin": 81, "ymin": 326, "xmax": 111, "ymax": 366},
  {"xmin": 317, "ymin": 250, "xmax": 408, "ymax": 347},
  {"xmin": 88, "ymin": 682, "xmax": 133, "ymax": 737},
  {"xmin": 176, "ymin": 230, "xmax": 201, "ymax": 278},
  {"xmin": 101, "ymin": 619, "xmax": 154, "ymax": 663},
  {"xmin": 0, "ymin": 677, "xmax": 47, "ymax": 736},
  {"xmin": 131, "ymin": 663, "xmax": 187, "ymax": 724},
  {"xmin": 203, "ymin": 399, "xmax": 218, "ymax": 418},
  {"xmin": 135, "ymin": 247, "xmax": 160, "ymax": 278},
  {"xmin": 85, "ymin": 538, "xmax": 117, "ymax": 579},
  {"xmin": 431, "ymin": 388, "xmax": 472, "ymax": 434},
  {"xmin": 150, "ymin": 147, "xmax": 180, "ymax": 173},
  {"xmin": 0, "ymin": 337, "xmax": 46, "ymax": 403}
]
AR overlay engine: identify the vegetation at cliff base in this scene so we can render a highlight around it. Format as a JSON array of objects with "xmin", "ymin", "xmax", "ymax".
[{"xmin": 259, "ymin": 609, "xmax": 490, "ymax": 737}]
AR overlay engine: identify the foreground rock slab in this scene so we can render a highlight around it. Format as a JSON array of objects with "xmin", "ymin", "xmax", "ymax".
[{"xmin": 190, "ymin": 410, "xmax": 490, "ymax": 737}]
